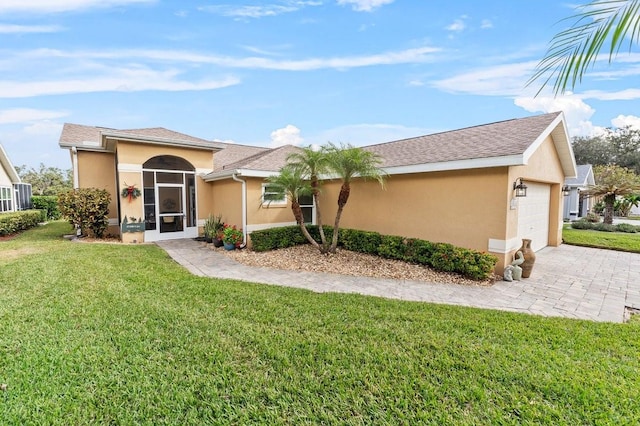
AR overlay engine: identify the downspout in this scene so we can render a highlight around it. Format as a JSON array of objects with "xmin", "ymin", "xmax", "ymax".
[
  {"xmin": 231, "ymin": 173, "xmax": 247, "ymax": 247},
  {"xmin": 71, "ymin": 147, "xmax": 79, "ymax": 189},
  {"xmin": 71, "ymin": 147, "xmax": 81, "ymax": 236}
]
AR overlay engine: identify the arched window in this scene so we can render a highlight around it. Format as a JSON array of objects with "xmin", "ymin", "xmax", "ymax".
[{"xmin": 143, "ymin": 155, "xmax": 194, "ymax": 171}]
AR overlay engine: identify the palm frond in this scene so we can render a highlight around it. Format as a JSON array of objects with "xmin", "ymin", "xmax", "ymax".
[{"xmin": 529, "ymin": 0, "xmax": 640, "ymax": 95}]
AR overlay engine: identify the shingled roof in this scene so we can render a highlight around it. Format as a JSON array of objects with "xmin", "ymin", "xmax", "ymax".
[
  {"xmin": 204, "ymin": 145, "xmax": 302, "ymax": 181},
  {"xmin": 205, "ymin": 112, "xmax": 576, "ymax": 180},
  {"xmin": 565, "ymin": 164, "xmax": 594, "ymax": 187},
  {"xmin": 59, "ymin": 123, "xmax": 224, "ymax": 151}
]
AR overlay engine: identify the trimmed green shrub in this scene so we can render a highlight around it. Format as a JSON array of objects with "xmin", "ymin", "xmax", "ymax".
[
  {"xmin": 0, "ymin": 210, "xmax": 42, "ymax": 236},
  {"xmin": 249, "ymin": 225, "xmax": 497, "ymax": 280},
  {"xmin": 571, "ymin": 220, "xmax": 594, "ymax": 230},
  {"xmin": 58, "ymin": 188, "xmax": 111, "ymax": 238},
  {"xmin": 250, "ymin": 225, "xmax": 310, "ymax": 252},
  {"xmin": 615, "ymin": 223, "xmax": 640, "ymax": 233},
  {"xmin": 593, "ymin": 222, "xmax": 616, "ymax": 232},
  {"xmin": 32, "ymin": 195, "xmax": 61, "ymax": 220}
]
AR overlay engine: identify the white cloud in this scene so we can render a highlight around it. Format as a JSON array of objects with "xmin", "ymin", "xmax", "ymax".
[
  {"xmin": 198, "ymin": 4, "xmax": 299, "ymax": 19},
  {"xmin": 581, "ymin": 88, "xmax": 640, "ymax": 101},
  {"xmin": 0, "ymin": 24, "xmax": 63, "ymax": 33},
  {"xmin": 0, "ymin": 68, "xmax": 240, "ymax": 98},
  {"xmin": 611, "ymin": 114, "xmax": 640, "ymax": 130},
  {"xmin": 0, "ymin": 0, "xmax": 154, "ymax": 14},
  {"xmin": 199, "ymin": 1, "xmax": 322, "ymax": 19},
  {"xmin": 432, "ymin": 61, "xmax": 539, "ymax": 96},
  {"xmin": 407, "ymin": 79, "xmax": 424, "ymax": 87},
  {"xmin": 270, "ymin": 125, "xmax": 303, "ymax": 147},
  {"xmin": 514, "ymin": 94, "xmax": 605, "ymax": 137},
  {"xmin": 336, "ymin": 0, "xmax": 394, "ymax": 12},
  {"xmin": 0, "ymin": 121, "xmax": 67, "ymax": 169},
  {"xmin": 10, "ymin": 46, "xmax": 441, "ymax": 72},
  {"xmin": 480, "ymin": 19, "xmax": 493, "ymax": 29},
  {"xmin": 446, "ymin": 19, "xmax": 466, "ymax": 32},
  {"xmin": 0, "ymin": 108, "xmax": 69, "ymax": 124},
  {"xmin": 311, "ymin": 123, "xmax": 436, "ymax": 147}
]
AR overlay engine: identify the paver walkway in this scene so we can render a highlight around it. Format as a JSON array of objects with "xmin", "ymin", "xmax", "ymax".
[{"xmin": 157, "ymin": 239, "xmax": 640, "ymax": 323}]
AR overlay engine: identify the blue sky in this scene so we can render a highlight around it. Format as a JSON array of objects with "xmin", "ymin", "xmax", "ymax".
[{"xmin": 0, "ymin": 0, "xmax": 638, "ymax": 170}]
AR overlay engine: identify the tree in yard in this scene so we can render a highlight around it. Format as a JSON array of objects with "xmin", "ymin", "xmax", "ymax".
[
  {"xmin": 583, "ymin": 164, "xmax": 640, "ymax": 224},
  {"xmin": 264, "ymin": 166, "xmax": 321, "ymax": 251},
  {"xmin": 267, "ymin": 143, "xmax": 386, "ymax": 254},
  {"xmin": 572, "ymin": 134, "xmax": 615, "ymax": 166},
  {"xmin": 285, "ymin": 145, "xmax": 331, "ymax": 249},
  {"xmin": 324, "ymin": 143, "xmax": 386, "ymax": 253},
  {"xmin": 530, "ymin": 0, "xmax": 640, "ymax": 95},
  {"xmin": 15, "ymin": 163, "xmax": 72, "ymax": 195},
  {"xmin": 572, "ymin": 127, "xmax": 640, "ymax": 173}
]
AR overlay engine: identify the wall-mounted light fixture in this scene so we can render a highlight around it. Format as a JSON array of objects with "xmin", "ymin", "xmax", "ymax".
[
  {"xmin": 562, "ymin": 185, "xmax": 571, "ymax": 196},
  {"xmin": 513, "ymin": 178, "xmax": 528, "ymax": 197}
]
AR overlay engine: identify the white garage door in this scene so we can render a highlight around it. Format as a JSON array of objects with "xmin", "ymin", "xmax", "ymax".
[{"xmin": 517, "ymin": 182, "xmax": 550, "ymax": 251}]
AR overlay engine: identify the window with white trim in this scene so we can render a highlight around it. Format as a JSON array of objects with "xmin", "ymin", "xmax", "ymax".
[
  {"xmin": 0, "ymin": 186, "xmax": 13, "ymax": 212},
  {"xmin": 262, "ymin": 183, "xmax": 286, "ymax": 206}
]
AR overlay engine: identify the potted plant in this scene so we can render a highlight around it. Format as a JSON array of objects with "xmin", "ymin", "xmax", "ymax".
[
  {"xmin": 203, "ymin": 214, "xmax": 219, "ymax": 243},
  {"xmin": 222, "ymin": 224, "xmax": 243, "ymax": 250},
  {"xmin": 211, "ymin": 214, "xmax": 225, "ymax": 247}
]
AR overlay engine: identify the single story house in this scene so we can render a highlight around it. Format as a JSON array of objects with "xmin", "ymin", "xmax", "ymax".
[
  {"xmin": 0, "ymin": 143, "xmax": 32, "ymax": 213},
  {"xmin": 59, "ymin": 111, "xmax": 576, "ymax": 272},
  {"xmin": 563, "ymin": 164, "xmax": 595, "ymax": 220}
]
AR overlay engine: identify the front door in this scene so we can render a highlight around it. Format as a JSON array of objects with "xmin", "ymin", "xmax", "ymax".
[{"xmin": 143, "ymin": 168, "xmax": 198, "ymax": 242}]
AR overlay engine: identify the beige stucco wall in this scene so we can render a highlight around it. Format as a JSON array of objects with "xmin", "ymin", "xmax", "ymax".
[
  {"xmin": 245, "ymin": 177, "xmax": 295, "ymax": 227},
  {"xmin": 77, "ymin": 151, "xmax": 119, "ymax": 236},
  {"xmin": 209, "ymin": 179, "xmax": 243, "ymax": 229},
  {"xmin": 319, "ymin": 167, "xmax": 509, "ymax": 254},
  {"xmin": 317, "ymin": 136, "xmax": 567, "ymax": 273}
]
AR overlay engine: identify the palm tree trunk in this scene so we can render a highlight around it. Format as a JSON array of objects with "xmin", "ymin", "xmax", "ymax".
[
  {"xmin": 603, "ymin": 194, "xmax": 615, "ymax": 225},
  {"xmin": 311, "ymin": 176, "xmax": 327, "ymax": 249},
  {"xmin": 329, "ymin": 183, "xmax": 350, "ymax": 253},
  {"xmin": 292, "ymin": 201, "xmax": 320, "ymax": 250}
]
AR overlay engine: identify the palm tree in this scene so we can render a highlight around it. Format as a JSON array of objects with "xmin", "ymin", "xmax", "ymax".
[
  {"xmin": 583, "ymin": 164, "xmax": 640, "ymax": 223},
  {"xmin": 286, "ymin": 146, "xmax": 331, "ymax": 250},
  {"xmin": 530, "ymin": 0, "xmax": 640, "ymax": 95},
  {"xmin": 265, "ymin": 166, "xmax": 320, "ymax": 250},
  {"xmin": 325, "ymin": 143, "xmax": 386, "ymax": 253}
]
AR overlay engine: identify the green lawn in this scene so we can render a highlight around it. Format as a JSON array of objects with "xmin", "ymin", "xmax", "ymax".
[
  {"xmin": 563, "ymin": 225, "xmax": 640, "ymax": 253},
  {"xmin": 1, "ymin": 222, "xmax": 640, "ymax": 424}
]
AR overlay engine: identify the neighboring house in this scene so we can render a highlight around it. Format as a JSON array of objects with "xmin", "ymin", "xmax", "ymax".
[
  {"xmin": 59, "ymin": 112, "xmax": 576, "ymax": 272},
  {"xmin": 563, "ymin": 164, "xmax": 595, "ymax": 220},
  {"xmin": 0, "ymin": 143, "xmax": 32, "ymax": 213}
]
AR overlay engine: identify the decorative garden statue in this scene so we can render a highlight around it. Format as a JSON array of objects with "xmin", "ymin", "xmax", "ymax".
[
  {"xmin": 503, "ymin": 265, "xmax": 514, "ymax": 282},
  {"xmin": 511, "ymin": 250, "xmax": 524, "ymax": 281}
]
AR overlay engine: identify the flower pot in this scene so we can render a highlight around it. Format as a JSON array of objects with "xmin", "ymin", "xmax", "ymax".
[
  {"xmin": 212, "ymin": 237, "xmax": 224, "ymax": 248},
  {"xmin": 519, "ymin": 238, "xmax": 536, "ymax": 278},
  {"xmin": 223, "ymin": 242, "xmax": 236, "ymax": 250},
  {"xmin": 205, "ymin": 236, "xmax": 213, "ymax": 243}
]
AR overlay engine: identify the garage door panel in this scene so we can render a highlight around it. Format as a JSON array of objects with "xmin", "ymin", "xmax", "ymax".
[{"xmin": 517, "ymin": 182, "xmax": 550, "ymax": 251}]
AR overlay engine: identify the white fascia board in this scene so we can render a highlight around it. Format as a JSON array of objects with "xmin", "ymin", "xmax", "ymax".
[
  {"xmin": 383, "ymin": 154, "xmax": 524, "ymax": 176},
  {"xmin": 59, "ymin": 142, "xmax": 110, "ymax": 153},
  {"xmin": 203, "ymin": 168, "xmax": 279, "ymax": 182},
  {"xmin": 522, "ymin": 113, "xmax": 577, "ymax": 178},
  {"xmin": 103, "ymin": 132, "xmax": 225, "ymax": 151}
]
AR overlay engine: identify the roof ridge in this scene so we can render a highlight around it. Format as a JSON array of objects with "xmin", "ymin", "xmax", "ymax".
[{"xmin": 362, "ymin": 112, "xmax": 562, "ymax": 149}]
